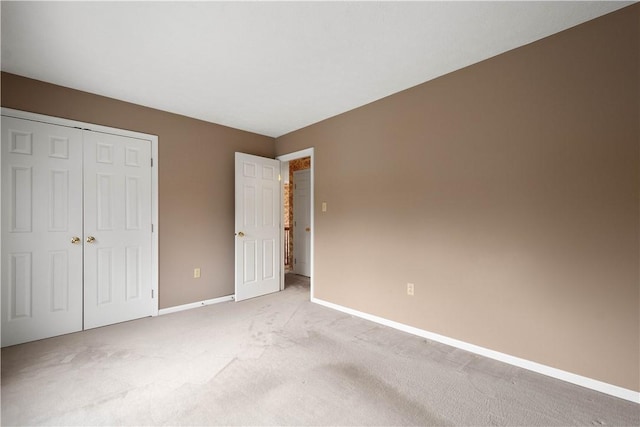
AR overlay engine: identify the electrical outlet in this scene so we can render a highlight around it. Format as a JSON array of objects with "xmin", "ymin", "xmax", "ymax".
[
  {"xmin": 407, "ymin": 283, "xmax": 414, "ymax": 296},
  {"xmin": 194, "ymin": 268, "xmax": 201, "ymax": 279}
]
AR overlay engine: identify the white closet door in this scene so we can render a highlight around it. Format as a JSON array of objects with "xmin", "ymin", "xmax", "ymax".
[
  {"xmin": 1, "ymin": 117, "xmax": 84, "ymax": 346},
  {"xmin": 83, "ymin": 131, "xmax": 153, "ymax": 329}
]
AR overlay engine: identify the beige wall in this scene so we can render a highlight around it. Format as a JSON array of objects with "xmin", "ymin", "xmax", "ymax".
[
  {"xmin": 1, "ymin": 72, "xmax": 275, "ymax": 309},
  {"xmin": 2, "ymin": 4, "xmax": 638, "ymax": 393},
  {"xmin": 276, "ymin": 5, "xmax": 640, "ymax": 391}
]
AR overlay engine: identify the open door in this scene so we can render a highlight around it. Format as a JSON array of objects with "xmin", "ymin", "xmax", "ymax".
[
  {"xmin": 293, "ymin": 169, "xmax": 311, "ymax": 276},
  {"xmin": 234, "ymin": 153, "xmax": 281, "ymax": 301}
]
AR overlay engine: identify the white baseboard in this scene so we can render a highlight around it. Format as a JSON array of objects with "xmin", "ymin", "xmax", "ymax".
[
  {"xmin": 159, "ymin": 295, "xmax": 234, "ymax": 315},
  {"xmin": 311, "ymin": 297, "xmax": 640, "ymax": 404}
]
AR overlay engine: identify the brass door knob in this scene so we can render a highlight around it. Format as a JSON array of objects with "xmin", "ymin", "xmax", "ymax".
[
  {"xmin": 237, "ymin": 232, "xmax": 245, "ymax": 237},
  {"xmin": 86, "ymin": 236, "xmax": 96, "ymax": 243},
  {"xmin": 71, "ymin": 237, "xmax": 81, "ymax": 244},
  {"xmin": 305, "ymin": 227, "xmax": 310, "ymax": 232}
]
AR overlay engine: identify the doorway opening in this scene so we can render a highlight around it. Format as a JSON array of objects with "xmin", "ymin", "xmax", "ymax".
[
  {"xmin": 277, "ymin": 148, "xmax": 314, "ymax": 298},
  {"xmin": 283, "ymin": 157, "xmax": 311, "ymax": 273}
]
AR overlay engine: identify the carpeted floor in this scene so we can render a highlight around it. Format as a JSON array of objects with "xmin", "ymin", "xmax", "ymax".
[{"xmin": 1, "ymin": 274, "xmax": 638, "ymax": 426}]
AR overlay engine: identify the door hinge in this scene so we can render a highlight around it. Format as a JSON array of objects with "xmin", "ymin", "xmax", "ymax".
[
  {"xmin": 151, "ymin": 158, "xmax": 154, "ymax": 167},
  {"xmin": 152, "ymin": 289, "xmax": 155, "ymax": 298},
  {"xmin": 294, "ymin": 258, "xmax": 297, "ymax": 264},
  {"xmin": 151, "ymin": 224, "xmax": 154, "ymax": 232}
]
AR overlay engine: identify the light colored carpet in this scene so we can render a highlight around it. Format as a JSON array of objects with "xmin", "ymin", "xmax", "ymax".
[{"xmin": 2, "ymin": 274, "xmax": 638, "ymax": 426}]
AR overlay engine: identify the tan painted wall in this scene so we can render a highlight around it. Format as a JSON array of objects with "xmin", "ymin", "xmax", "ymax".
[
  {"xmin": 2, "ymin": 4, "xmax": 638, "ymax": 392},
  {"xmin": 276, "ymin": 5, "xmax": 640, "ymax": 391},
  {"xmin": 1, "ymin": 72, "xmax": 275, "ymax": 309}
]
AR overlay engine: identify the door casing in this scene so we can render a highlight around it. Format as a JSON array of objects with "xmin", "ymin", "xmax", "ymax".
[{"xmin": 277, "ymin": 148, "xmax": 314, "ymax": 299}]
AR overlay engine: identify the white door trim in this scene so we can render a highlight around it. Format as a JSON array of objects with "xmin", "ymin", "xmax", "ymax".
[
  {"xmin": 276, "ymin": 148, "xmax": 314, "ymax": 300},
  {"xmin": 312, "ymin": 296, "xmax": 640, "ymax": 404},
  {"xmin": 1, "ymin": 108, "xmax": 160, "ymax": 317}
]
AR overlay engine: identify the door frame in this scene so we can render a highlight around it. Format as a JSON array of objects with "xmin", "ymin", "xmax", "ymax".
[
  {"xmin": 276, "ymin": 148, "xmax": 314, "ymax": 299},
  {"xmin": 0, "ymin": 107, "xmax": 160, "ymax": 317}
]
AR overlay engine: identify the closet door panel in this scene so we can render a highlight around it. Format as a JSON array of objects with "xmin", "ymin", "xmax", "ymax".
[
  {"xmin": 83, "ymin": 131, "xmax": 153, "ymax": 329},
  {"xmin": 1, "ymin": 117, "xmax": 83, "ymax": 347}
]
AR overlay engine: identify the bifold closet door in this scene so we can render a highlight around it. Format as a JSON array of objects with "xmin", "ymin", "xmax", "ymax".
[
  {"xmin": 1, "ymin": 117, "xmax": 84, "ymax": 347},
  {"xmin": 83, "ymin": 131, "xmax": 153, "ymax": 330},
  {"xmin": 2, "ymin": 115, "xmax": 154, "ymax": 346}
]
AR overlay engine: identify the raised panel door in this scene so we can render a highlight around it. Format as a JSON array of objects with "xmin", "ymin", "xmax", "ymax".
[
  {"xmin": 235, "ymin": 153, "xmax": 281, "ymax": 301},
  {"xmin": 83, "ymin": 131, "xmax": 152, "ymax": 329},
  {"xmin": 1, "ymin": 117, "xmax": 83, "ymax": 346}
]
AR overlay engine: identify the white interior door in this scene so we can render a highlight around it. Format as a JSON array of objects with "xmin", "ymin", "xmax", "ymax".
[
  {"xmin": 83, "ymin": 131, "xmax": 153, "ymax": 329},
  {"xmin": 293, "ymin": 169, "xmax": 311, "ymax": 277},
  {"xmin": 1, "ymin": 117, "xmax": 84, "ymax": 346},
  {"xmin": 235, "ymin": 152, "xmax": 281, "ymax": 301}
]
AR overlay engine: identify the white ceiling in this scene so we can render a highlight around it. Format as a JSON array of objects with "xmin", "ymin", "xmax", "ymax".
[{"xmin": 1, "ymin": 1, "xmax": 633, "ymax": 138}]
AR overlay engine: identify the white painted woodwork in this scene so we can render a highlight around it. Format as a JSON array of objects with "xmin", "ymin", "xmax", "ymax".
[
  {"xmin": 293, "ymin": 169, "xmax": 311, "ymax": 277},
  {"xmin": 1, "ymin": 108, "xmax": 159, "ymax": 346},
  {"xmin": 276, "ymin": 148, "xmax": 314, "ymax": 294},
  {"xmin": 83, "ymin": 131, "xmax": 153, "ymax": 329},
  {"xmin": 311, "ymin": 296, "xmax": 640, "ymax": 403},
  {"xmin": 235, "ymin": 153, "xmax": 281, "ymax": 301},
  {"xmin": 1, "ymin": 117, "xmax": 84, "ymax": 346}
]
